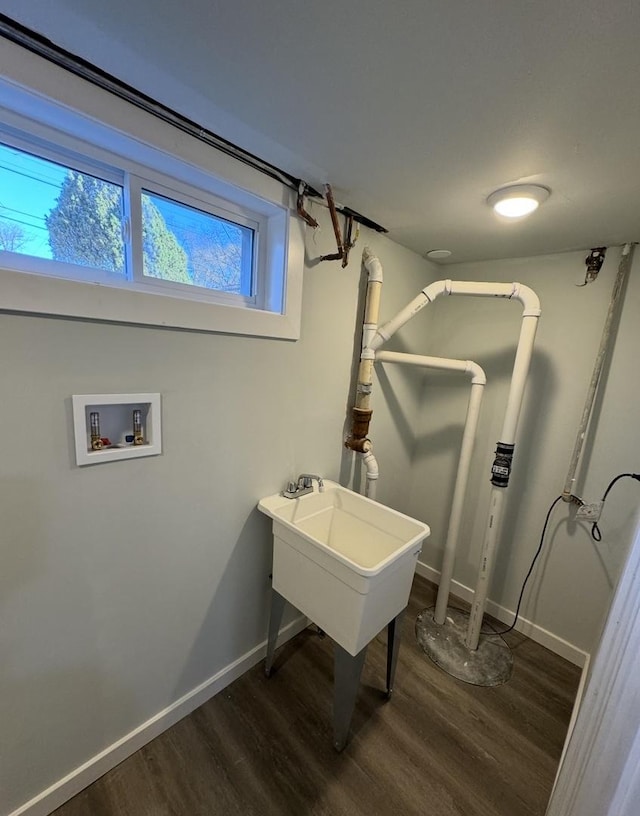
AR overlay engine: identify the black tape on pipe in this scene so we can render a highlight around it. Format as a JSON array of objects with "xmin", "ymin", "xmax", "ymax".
[{"xmin": 491, "ymin": 442, "xmax": 515, "ymax": 487}]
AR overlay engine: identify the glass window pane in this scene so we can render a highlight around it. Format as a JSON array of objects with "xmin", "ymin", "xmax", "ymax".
[
  {"xmin": 142, "ymin": 190, "xmax": 254, "ymax": 296},
  {"xmin": 0, "ymin": 141, "xmax": 125, "ymax": 275}
]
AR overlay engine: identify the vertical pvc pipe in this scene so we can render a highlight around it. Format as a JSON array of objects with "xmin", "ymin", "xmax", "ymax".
[
  {"xmin": 434, "ymin": 379, "xmax": 486, "ymax": 624},
  {"xmin": 355, "ymin": 248, "xmax": 383, "ymax": 414},
  {"xmin": 362, "ymin": 446, "xmax": 379, "ymax": 500},
  {"xmin": 465, "ymin": 314, "xmax": 540, "ymax": 650},
  {"xmin": 357, "ymin": 248, "xmax": 383, "ymax": 497},
  {"xmin": 375, "ymin": 351, "xmax": 486, "ymax": 622},
  {"xmin": 466, "ymin": 487, "xmax": 506, "ymax": 645}
]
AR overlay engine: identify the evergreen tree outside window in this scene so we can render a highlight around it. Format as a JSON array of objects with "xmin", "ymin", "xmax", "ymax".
[
  {"xmin": 0, "ymin": 140, "xmax": 255, "ymax": 296},
  {"xmin": 142, "ymin": 190, "xmax": 254, "ymax": 295},
  {"xmin": 45, "ymin": 169, "xmax": 126, "ymax": 275}
]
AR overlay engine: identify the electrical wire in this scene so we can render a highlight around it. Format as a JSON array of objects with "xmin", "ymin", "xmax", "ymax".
[
  {"xmin": 591, "ymin": 473, "xmax": 640, "ymax": 542},
  {"xmin": 484, "ymin": 472, "xmax": 640, "ymax": 637},
  {"xmin": 482, "ymin": 495, "xmax": 563, "ymax": 637},
  {"xmin": 0, "ymin": 13, "xmax": 388, "ymax": 234}
]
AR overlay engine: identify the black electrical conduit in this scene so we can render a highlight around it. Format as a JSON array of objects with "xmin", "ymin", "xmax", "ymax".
[{"xmin": 0, "ymin": 13, "xmax": 387, "ymax": 235}]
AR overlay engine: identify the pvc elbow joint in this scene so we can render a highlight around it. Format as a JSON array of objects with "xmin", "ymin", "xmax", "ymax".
[
  {"xmin": 512, "ymin": 283, "xmax": 541, "ymax": 316},
  {"xmin": 361, "ymin": 448, "xmax": 379, "ymax": 480},
  {"xmin": 466, "ymin": 361, "xmax": 487, "ymax": 385},
  {"xmin": 362, "ymin": 247, "xmax": 383, "ymax": 282}
]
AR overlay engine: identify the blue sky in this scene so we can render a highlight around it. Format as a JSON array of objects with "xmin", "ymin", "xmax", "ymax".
[
  {"xmin": 0, "ymin": 139, "xmax": 249, "ymax": 292},
  {"xmin": 0, "ymin": 142, "xmax": 67, "ymax": 258}
]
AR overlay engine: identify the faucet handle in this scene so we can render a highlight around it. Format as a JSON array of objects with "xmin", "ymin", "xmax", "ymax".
[
  {"xmin": 296, "ymin": 473, "xmax": 324, "ymax": 492},
  {"xmin": 298, "ymin": 473, "xmax": 324, "ymax": 493}
]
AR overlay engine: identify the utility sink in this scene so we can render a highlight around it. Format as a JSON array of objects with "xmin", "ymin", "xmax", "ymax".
[{"xmin": 258, "ymin": 481, "xmax": 430, "ymax": 655}]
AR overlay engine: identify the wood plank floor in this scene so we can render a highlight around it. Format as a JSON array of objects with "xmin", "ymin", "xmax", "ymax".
[{"xmin": 53, "ymin": 576, "xmax": 581, "ymax": 816}]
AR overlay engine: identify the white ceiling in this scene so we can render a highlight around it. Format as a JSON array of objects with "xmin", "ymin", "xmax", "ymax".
[{"xmin": 2, "ymin": 0, "xmax": 639, "ymax": 263}]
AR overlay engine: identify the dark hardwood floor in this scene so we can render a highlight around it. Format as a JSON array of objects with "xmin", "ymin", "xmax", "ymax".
[{"xmin": 53, "ymin": 575, "xmax": 581, "ymax": 816}]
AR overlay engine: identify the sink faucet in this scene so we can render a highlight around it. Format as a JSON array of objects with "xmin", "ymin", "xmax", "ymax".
[{"xmin": 283, "ymin": 473, "xmax": 324, "ymax": 499}]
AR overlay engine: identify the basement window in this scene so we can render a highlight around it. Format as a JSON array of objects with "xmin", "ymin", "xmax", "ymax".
[
  {"xmin": 0, "ymin": 138, "xmax": 128, "ymax": 279},
  {"xmin": 0, "ymin": 57, "xmax": 303, "ymax": 339}
]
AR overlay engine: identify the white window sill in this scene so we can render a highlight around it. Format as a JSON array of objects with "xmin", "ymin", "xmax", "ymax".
[{"xmin": 0, "ymin": 245, "xmax": 303, "ymax": 338}]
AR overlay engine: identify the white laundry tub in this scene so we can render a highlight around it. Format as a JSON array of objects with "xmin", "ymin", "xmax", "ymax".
[{"xmin": 258, "ymin": 481, "xmax": 430, "ymax": 655}]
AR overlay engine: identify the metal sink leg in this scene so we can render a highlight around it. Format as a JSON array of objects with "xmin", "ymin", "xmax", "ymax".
[
  {"xmin": 265, "ymin": 589, "xmax": 287, "ymax": 677},
  {"xmin": 333, "ymin": 642, "xmax": 368, "ymax": 752},
  {"xmin": 386, "ymin": 607, "xmax": 406, "ymax": 698}
]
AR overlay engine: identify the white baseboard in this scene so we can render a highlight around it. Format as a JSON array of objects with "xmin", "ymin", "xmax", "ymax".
[
  {"xmin": 8, "ymin": 615, "xmax": 308, "ymax": 816},
  {"xmin": 415, "ymin": 561, "xmax": 589, "ymax": 668}
]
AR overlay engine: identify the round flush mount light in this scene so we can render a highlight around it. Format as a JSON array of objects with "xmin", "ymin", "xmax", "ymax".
[
  {"xmin": 487, "ymin": 184, "xmax": 551, "ymax": 218},
  {"xmin": 426, "ymin": 249, "xmax": 452, "ymax": 260}
]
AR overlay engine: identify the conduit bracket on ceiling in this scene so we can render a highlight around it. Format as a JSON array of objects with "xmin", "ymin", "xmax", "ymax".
[{"xmin": 577, "ymin": 247, "xmax": 607, "ymax": 287}]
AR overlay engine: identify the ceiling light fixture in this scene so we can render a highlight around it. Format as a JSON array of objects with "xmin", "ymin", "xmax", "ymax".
[
  {"xmin": 487, "ymin": 184, "xmax": 550, "ymax": 218},
  {"xmin": 426, "ymin": 249, "xmax": 452, "ymax": 260}
]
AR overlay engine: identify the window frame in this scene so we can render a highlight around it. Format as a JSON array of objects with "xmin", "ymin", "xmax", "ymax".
[
  {"xmin": 0, "ymin": 42, "xmax": 304, "ymax": 340},
  {"xmin": 132, "ymin": 176, "xmax": 263, "ymax": 308},
  {"xmin": 0, "ymin": 127, "xmax": 130, "ymax": 284}
]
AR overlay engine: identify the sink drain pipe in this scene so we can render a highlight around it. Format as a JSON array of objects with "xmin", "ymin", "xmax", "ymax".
[
  {"xmin": 369, "ymin": 280, "xmax": 541, "ymax": 651},
  {"xmin": 345, "ymin": 247, "xmax": 383, "ymax": 499},
  {"xmin": 375, "ymin": 351, "xmax": 486, "ymax": 625}
]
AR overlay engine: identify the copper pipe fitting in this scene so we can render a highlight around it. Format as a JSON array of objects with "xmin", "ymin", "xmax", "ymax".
[
  {"xmin": 296, "ymin": 182, "xmax": 319, "ymax": 229},
  {"xmin": 345, "ymin": 436, "xmax": 371, "ymax": 453},
  {"xmin": 345, "ymin": 407, "xmax": 373, "ymax": 451}
]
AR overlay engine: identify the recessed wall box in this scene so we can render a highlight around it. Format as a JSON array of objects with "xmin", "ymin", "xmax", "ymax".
[{"xmin": 72, "ymin": 393, "xmax": 162, "ymax": 466}]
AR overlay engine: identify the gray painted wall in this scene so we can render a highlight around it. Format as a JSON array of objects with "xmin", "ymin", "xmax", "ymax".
[
  {"xmin": 1, "ymin": 28, "xmax": 637, "ymax": 816},
  {"xmin": 402, "ymin": 248, "xmax": 640, "ymax": 656},
  {"xmin": 0, "ymin": 208, "xmax": 433, "ymax": 813},
  {"xmin": 4, "ymin": 213, "xmax": 638, "ymax": 814}
]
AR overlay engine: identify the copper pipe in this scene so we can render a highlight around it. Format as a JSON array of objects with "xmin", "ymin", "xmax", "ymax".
[
  {"xmin": 341, "ymin": 215, "xmax": 354, "ymax": 268},
  {"xmin": 296, "ymin": 182, "xmax": 319, "ymax": 229},
  {"xmin": 325, "ymin": 184, "xmax": 343, "ymax": 249},
  {"xmin": 320, "ymin": 184, "xmax": 345, "ymax": 262}
]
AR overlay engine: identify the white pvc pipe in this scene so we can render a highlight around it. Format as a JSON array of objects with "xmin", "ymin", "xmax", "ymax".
[
  {"xmin": 376, "ymin": 350, "xmax": 487, "ymax": 625},
  {"xmin": 375, "ymin": 351, "xmax": 486, "ymax": 385},
  {"xmin": 361, "ymin": 444, "xmax": 379, "ymax": 500},
  {"xmin": 435, "ymin": 380, "xmax": 485, "ymax": 625},
  {"xmin": 371, "ymin": 278, "xmax": 541, "ymax": 651},
  {"xmin": 370, "ymin": 280, "xmax": 540, "ymax": 351},
  {"xmin": 356, "ymin": 249, "xmax": 384, "ymax": 414},
  {"xmin": 495, "ymin": 314, "xmax": 540, "ymax": 444},
  {"xmin": 465, "ymin": 313, "xmax": 540, "ymax": 650},
  {"xmin": 562, "ymin": 243, "xmax": 635, "ymax": 499},
  {"xmin": 466, "ymin": 486, "xmax": 506, "ymax": 643},
  {"xmin": 357, "ymin": 248, "xmax": 384, "ymax": 497}
]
